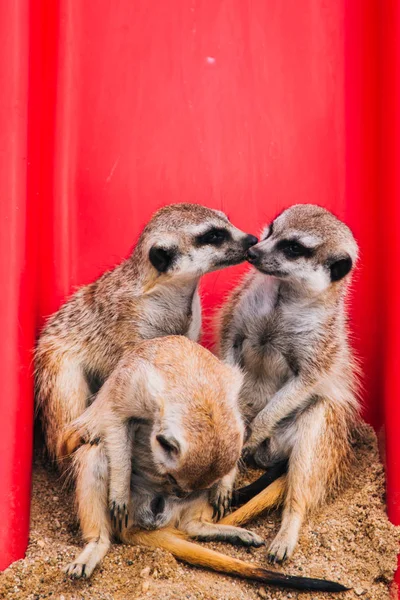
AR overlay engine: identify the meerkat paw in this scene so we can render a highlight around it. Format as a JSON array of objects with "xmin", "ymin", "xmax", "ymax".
[
  {"xmin": 64, "ymin": 560, "xmax": 93, "ymax": 580},
  {"xmin": 267, "ymin": 531, "xmax": 296, "ymax": 564},
  {"xmin": 233, "ymin": 529, "xmax": 265, "ymax": 548},
  {"xmin": 65, "ymin": 539, "xmax": 110, "ymax": 580},
  {"xmin": 210, "ymin": 481, "xmax": 233, "ymax": 521},
  {"xmin": 109, "ymin": 499, "xmax": 130, "ymax": 532},
  {"xmin": 230, "ymin": 529, "xmax": 264, "ymax": 547}
]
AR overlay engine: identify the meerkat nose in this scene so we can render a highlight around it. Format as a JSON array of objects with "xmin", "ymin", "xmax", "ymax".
[
  {"xmin": 246, "ymin": 246, "xmax": 260, "ymax": 263},
  {"xmin": 243, "ymin": 234, "xmax": 259, "ymax": 249}
]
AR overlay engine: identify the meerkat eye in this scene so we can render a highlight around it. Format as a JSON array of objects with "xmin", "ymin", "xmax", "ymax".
[
  {"xmin": 195, "ymin": 228, "xmax": 231, "ymax": 246},
  {"xmin": 156, "ymin": 434, "xmax": 180, "ymax": 455},
  {"xmin": 277, "ymin": 239, "xmax": 312, "ymax": 260}
]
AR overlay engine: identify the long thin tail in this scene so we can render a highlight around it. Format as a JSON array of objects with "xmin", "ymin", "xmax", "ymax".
[
  {"xmin": 221, "ymin": 476, "xmax": 287, "ymax": 527},
  {"xmin": 232, "ymin": 460, "xmax": 288, "ymax": 508},
  {"xmin": 129, "ymin": 528, "xmax": 348, "ymax": 593}
]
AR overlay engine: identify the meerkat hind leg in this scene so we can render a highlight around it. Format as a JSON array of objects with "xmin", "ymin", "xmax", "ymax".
[
  {"xmin": 64, "ymin": 444, "xmax": 111, "ymax": 579},
  {"xmin": 268, "ymin": 405, "xmax": 331, "ymax": 564}
]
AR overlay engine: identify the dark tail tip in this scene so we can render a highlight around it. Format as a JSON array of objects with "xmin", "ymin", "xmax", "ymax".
[
  {"xmin": 270, "ymin": 574, "xmax": 350, "ymax": 593},
  {"xmin": 232, "ymin": 459, "xmax": 288, "ymax": 508},
  {"xmin": 255, "ymin": 568, "xmax": 350, "ymax": 592}
]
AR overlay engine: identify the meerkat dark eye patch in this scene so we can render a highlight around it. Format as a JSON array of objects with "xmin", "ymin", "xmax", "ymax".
[
  {"xmin": 195, "ymin": 227, "xmax": 231, "ymax": 247},
  {"xmin": 156, "ymin": 434, "xmax": 180, "ymax": 455},
  {"xmin": 149, "ymin": 246, "xmax": 177, "ymax": 273},
  {"xmin": 276, "ymin": 239, "xmax": 313, "ymax": 260},
  {"xmin": 329, "ymin": 256, "xmax": 353, "ymax": 282}
]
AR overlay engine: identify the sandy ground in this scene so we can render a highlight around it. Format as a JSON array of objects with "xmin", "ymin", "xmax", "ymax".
[{"xmin": 1, "ymin": 424, "xmax": 399, "ymax": 600}]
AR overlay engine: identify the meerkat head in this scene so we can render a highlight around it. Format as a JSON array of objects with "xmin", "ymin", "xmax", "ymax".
[
  {"xmin": 246, "ymin": 204, "xmax": 358, "ymax": 294},
  {"xmin": 138, "ymin": 204, "xmax": 257, "ymax": 284},
  {"xmin": 150, "ymin": 361, "xmax": 245, "ymax": 496}
]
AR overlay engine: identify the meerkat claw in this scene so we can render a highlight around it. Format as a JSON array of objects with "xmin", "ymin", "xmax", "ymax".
[{"xmin": 110, "ymin": 501, "xmax": 129, "ymax": 532}]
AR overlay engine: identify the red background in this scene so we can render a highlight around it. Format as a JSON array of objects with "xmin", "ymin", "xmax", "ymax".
[{"xmin": 1, "ymin": 0, "xmax": 399, "ymax": 585}]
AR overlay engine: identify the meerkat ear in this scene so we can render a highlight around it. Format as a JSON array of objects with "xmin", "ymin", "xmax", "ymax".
[
  {"xmin": 329, "ymin": 255, "xmax": 353, "ymax": 282},
  {"xmin": 149, "ymin": 246, "xmax": 176, "ymax": 273}
]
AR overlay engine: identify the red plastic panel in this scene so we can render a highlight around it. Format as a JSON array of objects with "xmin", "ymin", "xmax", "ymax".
[
  {"xmin": 37, "ymin": 0, "xmax": 380, "ymax": 420},
  {"xmin": 1, "ymin": 0, "xmax": 398, "ymax": 576},
  {"xmin": 381, "ymin": 0, "xmax": 400, "ymax": 529},
  {"xmin": 0, "ymin": 0, "xmax": 35, "ymax": 571}
]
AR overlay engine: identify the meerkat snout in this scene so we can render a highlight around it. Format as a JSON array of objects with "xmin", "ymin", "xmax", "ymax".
[
  {"xmin": 246, "ymin": 245, "xmax": 261, "ymax": 262},
  {"xmin": 243, "ymin": 234, "xmax": 259, "ymax": 249}
]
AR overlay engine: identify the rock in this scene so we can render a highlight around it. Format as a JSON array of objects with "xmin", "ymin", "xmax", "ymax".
[
  {"xmin": 355, "ymin": 588, "xmax": 365, "ymax": 596},
  {"xmin": 142, "ymin": 580, "xmax": 150, "ymax": 592},
  {"xmin": 140, "ymin": 566, "xmax": 151, "ymax": 578},
  {"xmin": 36, "ymin": 540, "xmax": 45, "ymax": 549},
  {"xmin": 258, "ymin": 588, "xmax": 268, "ymax": 598}
]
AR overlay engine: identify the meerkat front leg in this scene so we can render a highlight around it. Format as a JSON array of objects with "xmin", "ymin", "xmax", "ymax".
[
  {"xmin": 64, "ymin": 358, "xmax": 160, "ymax": 532},
  {"xmin": 64, "ymin": 444, "xmax": 111, "ymax": 579},
  {"xmin": 103, "ymin": 420, "xmax": 133, "ymax": 532},
  {"xmin": 244, "ymin": 375, "xmax": 317, "ymax": 455},
  {"xmin": 267, "ymin": 403, "xmax": 331, "ymax": 563},
  {"xmin": 209, "ymin": 467, "xmax": 237, "ymax": 520}
]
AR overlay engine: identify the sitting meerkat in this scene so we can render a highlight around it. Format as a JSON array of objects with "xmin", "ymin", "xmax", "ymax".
[
  {"xmin": 217, "ymin": 204, "xmax": 360, "ymax": 563},
  {"xmin": 61, "ymin": 336, "xmax": 346, "ymax": 593},
  {"xmin": 35, "ymin": 203, "xmax": 258, "ymax": 464}
]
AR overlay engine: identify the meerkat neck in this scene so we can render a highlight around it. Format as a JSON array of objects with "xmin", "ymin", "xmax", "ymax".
[{"xmin": 277, "ymin": 279, "xmax": 346, "ymax": 310}]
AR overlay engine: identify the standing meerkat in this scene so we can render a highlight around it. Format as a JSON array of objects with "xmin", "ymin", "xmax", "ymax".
[
  {"xmin": 35, "ymin": 203, "xmax": 257, "ymax": 463},
  {"xmin": 217, "ymin": 204, "xmax": 360, "ymax": 563},
  {"xmin": 60, "ymin": 336, "xmax": 346, "ymax": 593}
]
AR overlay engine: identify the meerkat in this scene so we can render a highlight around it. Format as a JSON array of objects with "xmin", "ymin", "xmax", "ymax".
[
  {"xmin": 217, "ymin": 204, "xmax": 360, "ymax": 564},
  {"xmin": 60, "ymin": 336, "xmax": 346, "ymax": 593},
  {"xmin": 35, "ymin": 203, "xmax": 258, "ymax": 464}
]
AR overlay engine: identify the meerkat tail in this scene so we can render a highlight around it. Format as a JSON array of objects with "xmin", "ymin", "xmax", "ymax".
[
  {"xmin": 129, "ymin": 528, "xmax": 348, "ymax": 592},
  {"xmin": 220, "ymin": 476, "xmax": 287, "ymax": 527},
  {"xmin": 232, "ymin": 460, "xmax": 288, "ymax": 508}
]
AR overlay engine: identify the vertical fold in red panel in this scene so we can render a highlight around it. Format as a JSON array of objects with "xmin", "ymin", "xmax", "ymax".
[
  {"xmin": 344, "ymin": 0, "xmax": 381, "ymax": 430},
  {"xmin": 0, "ymin": 0, "xmax": 34, "ymax": 570},
  {"xmin": 37, "ymin": 0, "xmax": 79, "ymax": 324},
  {"xmin": 379, "ymin": 0, "xmax": 400, "ymax": 591},
  {"xmin": 381, "ymin": 0, "xmax": 400, "ymax": 530}
]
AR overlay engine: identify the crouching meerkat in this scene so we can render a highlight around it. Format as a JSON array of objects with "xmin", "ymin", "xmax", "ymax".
[
  {"xmin": 218, "ymin": 204, "xmax": 360, "ymax": 564},
  {"xmin": 60, "ymin": 336, "xmax": 346, "ymax": 593},
  {"xmin": 35, "ymin": 203, "xmax": 257, "ymax": 464}
]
